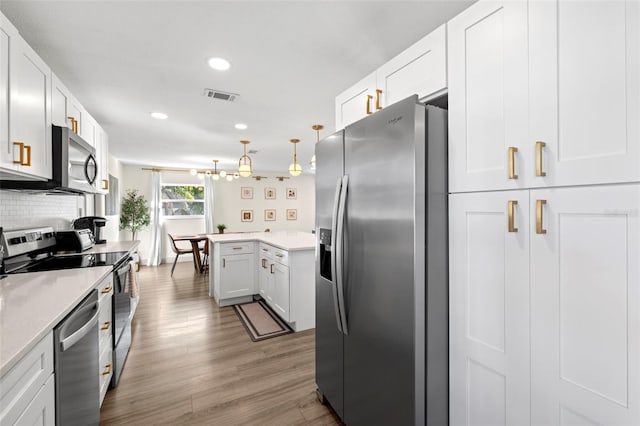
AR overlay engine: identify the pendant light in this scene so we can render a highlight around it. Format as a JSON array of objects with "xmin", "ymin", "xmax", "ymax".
[
  {"xmin": 238, "ymin": 140, "xmax": 252, "ymax": 177},
  {"xmin": 310, "ymin": 124, "xmax": 323, "ymax": 170},
  {"xmin": 211, "ymin": 159, "xmax": 220, "ymax": 180},
  {"xmin": 288, "ymin": 138, "xmax": 302, "ymax": 176}
]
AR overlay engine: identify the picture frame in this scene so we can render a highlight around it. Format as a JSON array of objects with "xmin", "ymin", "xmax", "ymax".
[
  {"xmin": 264, "ymin": 209, "xmax": 276, "ymax": 221},
  {"xmin": 241, "ymin": 210, "xmax": 253, "ymax": 222},
  {"xmin": 241, "ymin": 187, "xmax": 253, "ymax": 199},
  {"xmin": 286, "ymin": 188, "xmax": 297, "ymax": 199},
  {"xmin": 264, "ymin": 187, "xmax": 276, "ymax": 200},
  {"xmin": 286, "ymin": 209, "xmax": 297, "ymax": 221}
]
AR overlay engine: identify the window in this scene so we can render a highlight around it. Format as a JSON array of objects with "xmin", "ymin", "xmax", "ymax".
[{"xmin": 161, "ymin": 185, "xmax": 205, "ymax": 217}]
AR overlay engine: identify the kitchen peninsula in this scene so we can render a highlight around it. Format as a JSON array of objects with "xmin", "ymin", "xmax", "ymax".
[{"xmin": 208, "ymin": 231, "xmax": 315, "ymax": 331}]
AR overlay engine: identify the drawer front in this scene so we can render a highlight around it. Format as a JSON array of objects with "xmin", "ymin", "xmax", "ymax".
[
  {"xmin": 260, "ymin": 243, "xmax": 288, "ymax": 266},
  {"xmin": 220, "ymin": 242, "xmax": 254, "ymax": 255},
  {"xmin": 97, "ymin": 274, "xmax": 114, "ymax": 304},
  {"xmin": 98, "ymin": 298, "xmax": 113, "ymax": 351},
  {"xmin": 0, "ymin": 332, "xmax": 53, "ymax": 425},
  {"xmin": 98, "ymin": 346, "xmax": 113, "ymax": 405}
]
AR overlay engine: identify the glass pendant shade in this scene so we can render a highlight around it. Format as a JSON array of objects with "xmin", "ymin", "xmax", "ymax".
[
  {"xmin": 226, "ymin": 175, "xmax": 233, "ymax": 181},
  {"xmin": 309, "ymin": 154, "xmax": 316, "ymax": 170},
  {"xmin": 289, "ymin": 162, "xmax": 302, "ymax": 176},
  {"xmin": 238, "ymin": 140, "xmax": 252, "ymax": 177},
  {"xmin": 220, "ymin": 170, "xmax": 227, "ymax": 178},
  {"xmin": 212, "ymin": 174, "xmax": 220, "ymax": 181}
]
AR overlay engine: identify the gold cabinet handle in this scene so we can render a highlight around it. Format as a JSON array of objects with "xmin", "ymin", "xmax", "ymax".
[
  {"xmin": 12, "ymin": 142, "xmax": 25, "ymax": 165},
  {"xmin": 67, "ymin": 116, "xmax": 78, "ymax": 133},
  {"xmin": 222, "ymin": 258, "xmax": 226, "ymax": 268},
  {"xmin": 270, "ymin": 264, "xmax": 275, "ymax": 274},
  {"xmin": 536, "ymin": 141, "xmax": 546, "ymax": 177},
  {"xmin": 375, "ymin": 89, "xmax": 382, "ymax": 110},
  {"xmin": 102, "ymin": 179, "xmax": 109, "ymax": 190},
  {"xmin": 536, "ymin": 199, "xmax": 547, "ymax": 234},
  {"xmin": 101, "ymin": 321, "xmax": 111, "ymax": 331},
  {"xmin": 101, "ymin": 286, "xmax": 112, "ymax": 294},
  {"xmin": 261, "ymin": 258, "xmax": 267, "ymax": 268},
  {"xmin": 508, "ymin": 147, "xmax": 518, "ymax": 179},
  {"xmin": 508, "ymin": 200, "xmax": 518, "ymax": 233},
  {"xmin": 232, "ymin": 247, "xmax": 242, "ymax": 250},
  {"xmin": 102, "ymin": 364, "xmax": 112, "ymax": 376},
  {"xmin": 366, "ymin": 95, "xmax": 373, "ymax": 115},
  {"xmin": 275, "ymin": 253, "xmax": 284, "ymax": 258},
  {"xmin": 24, "ymin": 145, "xmax": 31, "ymax": 166}
]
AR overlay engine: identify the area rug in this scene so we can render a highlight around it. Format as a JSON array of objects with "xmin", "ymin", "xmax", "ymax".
[{"xmin": 233, "ymin": 299, "xmax": 293, "ymax": 342}]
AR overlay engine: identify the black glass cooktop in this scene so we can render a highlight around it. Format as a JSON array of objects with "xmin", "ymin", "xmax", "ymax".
[{"xmin": 8, "ymin": 251, "xmax": 129, "ymax": 273}]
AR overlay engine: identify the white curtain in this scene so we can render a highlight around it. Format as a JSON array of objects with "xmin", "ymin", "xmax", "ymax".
[
  {"xmin": 204, "ymin": 175, "xmax": 215, "ymax": 233},
  {"xmin": 146, "ymin": 170, "xmax": 162, "ymax": 266}
]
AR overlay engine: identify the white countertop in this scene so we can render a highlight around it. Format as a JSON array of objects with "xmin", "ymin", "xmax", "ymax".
[
  {"xmin": 208, "ymin": 231, "xmax": 315, "ymax": 251},
  {"xmin": 0, "ymin": 266, "xmax": 112, "ymax": 376}
]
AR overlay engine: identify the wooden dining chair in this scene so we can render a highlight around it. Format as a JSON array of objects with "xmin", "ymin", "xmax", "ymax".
[
  {"xmin": 201, "ymin": 241, "xmax": 209, "ymax": 273},
  {"xmin": 168, "ymin": 234, "xmax": 194, "ymax": 276}
]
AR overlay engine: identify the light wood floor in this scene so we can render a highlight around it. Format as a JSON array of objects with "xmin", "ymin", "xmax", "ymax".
[{"xmin": 100, "ymin": 263, "xmax": 343, "ymax": 425}]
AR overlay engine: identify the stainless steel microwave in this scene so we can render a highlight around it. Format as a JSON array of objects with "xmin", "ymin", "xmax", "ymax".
[{"xmin": 0, "ymin": 125, "xmax": 97, "ymax": 193}]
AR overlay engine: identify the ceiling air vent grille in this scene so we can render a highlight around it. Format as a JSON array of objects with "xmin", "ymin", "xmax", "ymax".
[{"xmin": 203, "ymin": 89, "xmax": 238, "ymax": 102}]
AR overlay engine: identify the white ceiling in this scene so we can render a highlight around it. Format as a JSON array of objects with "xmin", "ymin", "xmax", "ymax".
[{"xmin": 1, "ymin": 1, "xmax": 473, "ymax": 174}]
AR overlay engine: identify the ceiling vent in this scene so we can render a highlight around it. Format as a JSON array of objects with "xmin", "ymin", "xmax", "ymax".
[{"xmin": 203, "ymin": 88, "xmax": 238, "ymax": 102}]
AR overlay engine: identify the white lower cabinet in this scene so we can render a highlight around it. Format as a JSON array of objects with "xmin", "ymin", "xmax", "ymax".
[
  {"xmin": 450, "ymin": 184, "xmax": 640, "ymax": 425},
  {"xmin": 530, "ymin": 184, "xmax": 640, "ymax": 425},
  {"xmin": 271, "ymin": 261, "xmax": 290, "ymax": 322},
  {"xmin": 212, "ymin": 242, "xmax": 256, "ymax": 306},
  {"xmin": 0, "ymin": 332, "xmax": 55, "ymax": 425},
  {"xmin": 97, "ymin": 274, "xmax": 113, "ymax": 406},
  {"xmin": 449, "ymin": 190, "xmax": 531, "ymax": 426}
]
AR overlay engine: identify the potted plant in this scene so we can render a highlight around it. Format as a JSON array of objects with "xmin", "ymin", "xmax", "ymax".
[
  {"xmin": 216, "ymin": 224, "xmax": 226, "ymax": 234},
  {"xmin": 119, "ymin": 189, "xmax": 150, "ymax": 240}
]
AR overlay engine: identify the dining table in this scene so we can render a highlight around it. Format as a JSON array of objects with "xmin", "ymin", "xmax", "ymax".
[{"xmin": 168, "ymin": 233, "xmax": 209, "ymax": 273}]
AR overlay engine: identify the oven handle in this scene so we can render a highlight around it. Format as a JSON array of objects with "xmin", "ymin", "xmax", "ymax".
[{"xmin": 60, "ymin": 301, "xmax": 99, "ymax": 352}]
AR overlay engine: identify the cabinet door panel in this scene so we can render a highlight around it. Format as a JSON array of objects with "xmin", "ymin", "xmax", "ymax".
[
  {"xmin": 448, "ymin": 1, "xmax": 529, "ymax": 192},
  {"xmin": 220, "ymin": 254, "xmax": 254, "ymax": 298},
  {"xmin": 51, "ymin": 74, "xmax": 70, "ymax": 127},
  {"xmin": 449, "ymin": 191, "xmax": 530, "ymax": 426},
  {"xmin": 530, "ymin": 184, "xmax": 640, "ymax": 425},
  {"xmin": 530, "ymin": 0, "xmax": 640, "ymax": 187},
  {"xmin": 0, "ymin": 21, "xmax": 8, "ymax": 169},
  {"xmin": 335, "ymin": 72, "xmax": 376, "ymax": 130},
  {"xmin": 378, "ymin": 24, "xmax": 446, "ymax": 106},
  {"xmin": 272, "ymin": 263, "xmax": 290, "ymax": 321},
  {"xmin": 9, "ymin": 37, "xmax": 51, "ymax": 179}
]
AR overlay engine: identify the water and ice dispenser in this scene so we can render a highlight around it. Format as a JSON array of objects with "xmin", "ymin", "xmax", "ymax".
[{"xmin": 318, "ymin": 228, "xmax": 332, "ymax": 281}]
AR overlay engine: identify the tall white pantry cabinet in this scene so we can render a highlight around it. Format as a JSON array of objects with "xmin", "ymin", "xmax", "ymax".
[{"xmin": 448, "ymin": 1, "xmax": 640, "ymax": 425}]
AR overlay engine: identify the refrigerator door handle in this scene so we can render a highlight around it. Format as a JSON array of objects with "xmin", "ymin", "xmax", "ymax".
[
  {"xmin": 330, "ymin": 177, "xmax": 344, "ymax": 333},
  {"xmin": 335, "ymin": 175, "xmax": 349, "ymax": 335}
]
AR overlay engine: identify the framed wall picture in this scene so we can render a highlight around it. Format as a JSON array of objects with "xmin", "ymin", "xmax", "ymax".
[
  {"xmin": 286, "ymin": 188, "xmax": 297, "ymax": 199},
  {"xmin": 264, "ymin": 187, "xmax": 276, "ymax": 199},
  {"xmin": 286, "ymin": 209, "xmax": 297, "ymax": 221},
  {"xmin": 264, "ymin": 209, "xmax": 276, "ymax": 221},
  {"xmin": 241, "ymin": 210, "xmax": 253, "ymax": 222},
  {"xmin": 241, "ymin": 187, "xmax": 253, "ymax": 199}
]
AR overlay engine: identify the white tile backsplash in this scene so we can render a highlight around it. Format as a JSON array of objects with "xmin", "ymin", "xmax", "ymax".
[{"xmin": 0, "ymin": 190, "xmax": 80, "ymax": 231}]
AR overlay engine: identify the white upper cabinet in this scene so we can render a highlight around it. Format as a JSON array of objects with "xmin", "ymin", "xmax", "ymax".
[
  {"xmin": 0, "ymin": 12, "xmax": 51, "ymax": 180},
  {"xmin": 449, "ymin": 0, "xmax": 640, "ymax": 193},
  {"xmin": 448, "ymin": 1, "xmax": 529, "ymax": 193},
  {"xmin": 95, "ymin": 125, "xmax": 109, "ymax": 194},
  {"xmin": 335, "ymin": 72, "xmax": 377, "ymax": 131},
  {"xmin": 335, "ymin": 25, "xmax": 447, "ymax": 130},
  {"xmin": 81, "ymin": 111, "xmax": 97, "ymax": 147},
  {"xmin": 529, "ymin": 0, "xmax": 640, "ymax": 187},
  {"xmin": 377, "ymin": 24, "xmax": 447, "ymax": 107},
  {"xmin": 530, "ymin": 184, "xmax": 640, "ymax": 425},
  {"xmin": 51, "ymin": 73, "xmax": 71, "ymax": 128}
]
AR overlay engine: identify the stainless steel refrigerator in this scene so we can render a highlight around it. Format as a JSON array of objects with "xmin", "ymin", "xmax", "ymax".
[{"xmin": 315, "ymin": 95, "xmax": 448, "ymax": 426}]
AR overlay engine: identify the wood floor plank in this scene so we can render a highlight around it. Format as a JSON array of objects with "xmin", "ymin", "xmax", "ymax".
[{"xmin": 100, "ymin": 262, "xmax": 342, "ymax": 425}]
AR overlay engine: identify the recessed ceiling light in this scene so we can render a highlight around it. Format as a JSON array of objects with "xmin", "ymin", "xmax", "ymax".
[
  {"xmin": 208, "ymin": 57, "xmax": 230, "ymax": 71},
  {"xmin": 234, "ymin": 123, "xmax": 248, "ymax": 130},
  {"xmin": 150, "ymin": 112, "xmax": 168, "ymax": 120}
]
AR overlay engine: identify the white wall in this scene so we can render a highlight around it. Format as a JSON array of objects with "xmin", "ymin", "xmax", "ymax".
[
  {"xmin": 94, "ymin": 154, "xmax": 124, "ymax": 243},
  {"xmin": 213, "ymin": 174, "xmax": 315, "ymax": 233},
  {"xmin": 119, "ymin": 165, "xmax": 315, "ymax": 264}
]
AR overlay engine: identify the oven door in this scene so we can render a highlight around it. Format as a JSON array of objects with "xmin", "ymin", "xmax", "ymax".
[
  {"xmin": 67, "ymin": 135, "xmax": 97, "ymax": 193},
  {"xmin": 113, "ymin": 259, "xmax": 132, "ymax": 347}
]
